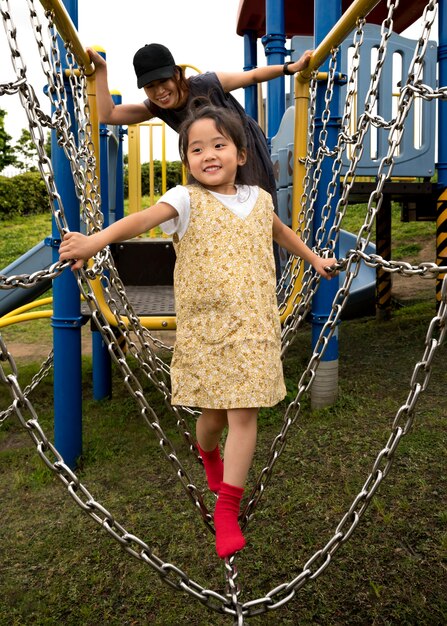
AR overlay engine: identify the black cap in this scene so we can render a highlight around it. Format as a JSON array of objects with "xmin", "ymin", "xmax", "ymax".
[{"xmin": 133, "ymin": 43, "xmax": 176, "ymax": 89}]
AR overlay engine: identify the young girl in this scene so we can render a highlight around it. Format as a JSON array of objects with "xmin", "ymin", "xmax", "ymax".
[
  {"xmin": 87, "ymin": 43, "xmax": 312, "ymax": 235},
  {"xmin": 59, "ymin": 104, "xmax": 337, "ymax": 559}
]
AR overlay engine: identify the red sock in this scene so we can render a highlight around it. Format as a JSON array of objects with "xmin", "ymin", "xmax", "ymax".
[
  {"xmin": 197, "ymin": 443, "xmax": 223, "ymax": 493},
  {"xmin": 214, "ymin": 482, "xmax": 246, "ymax": 558}
]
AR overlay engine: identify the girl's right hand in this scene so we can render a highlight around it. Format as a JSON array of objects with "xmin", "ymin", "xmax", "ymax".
[{"xmin": 59, "ymin": 231, "xmax": 98, "ymax": 271}]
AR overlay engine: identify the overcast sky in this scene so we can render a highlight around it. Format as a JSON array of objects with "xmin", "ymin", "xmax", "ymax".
[{"xmin": 0, "ymin": 1, "xmax": 437, "ymax": 162}]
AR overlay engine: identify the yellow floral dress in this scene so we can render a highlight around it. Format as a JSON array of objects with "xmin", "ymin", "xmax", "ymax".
[{"xmin": 170, "ymin": 184, "xmax": 286, "ymax": 409}]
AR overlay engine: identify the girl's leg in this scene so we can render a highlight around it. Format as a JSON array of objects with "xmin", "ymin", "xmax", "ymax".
[
  {"xmin": 214, "ymin": 407, "xmax": 258, "ymax": 558},
  {"xmin": 222, "ymin": 408, "xmax": 258, "ymax": 488},
  {"xmin": 196, "ymin": 408, "xmax": 227, "ymax": 493}
]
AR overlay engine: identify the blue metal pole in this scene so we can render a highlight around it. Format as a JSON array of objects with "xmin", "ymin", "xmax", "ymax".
[
  {"xmin": 92, "ymin": 327, "xmax": 111, "ymax": 400},
  {"xmin": 112, "ymin": 93, "xmax": 125, "ymax": 222},
  {"xmin": 310, "ymin": 0, "xmax": 341, "ymax": 408},
  {"xmin": 52, "ymin": 0, "xmax": 83, "ymax": 468},
  {"xmin": 243, "ymin": 31, "xmax": 258, "ymax": 121},
  {"xmin": 262, "ymin": 0, "xmax": 287, "ymax": 144},
  {"xmin": 99, "ymin": 127, "xmax": 110, "ymax": 227},
  {"xmin": 92, "ymin": 50, "xmax": 113, "ymax": 401},
  {"xmin": 439, "ymin": 0, "xmax": 447, "ymax": 185},
  {"xmin": 436, "ymin": 0, "xmax": 447, "ymax": 306}
]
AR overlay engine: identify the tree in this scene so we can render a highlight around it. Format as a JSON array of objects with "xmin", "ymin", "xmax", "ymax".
[
  {"xmin": 45, "ymin": 131, "xmax": 51, "ymax": 158},
  {"xmin": 0, "ymin": 109, "xmax": 17, "ymax": 173},
  {"xmin": 123, "ymin": 159, "xmax": 183, "ymax": 199},
  {"xmin": 14, "ymin": 129, "xmax": 39, "ymax": 171}
]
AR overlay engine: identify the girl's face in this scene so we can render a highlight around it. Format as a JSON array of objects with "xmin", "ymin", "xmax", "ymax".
[
  {"xmin": 186, "ymin": 118, "xmax": 246, "ymax": 194},
  {"xmin": 143, "ymin": 74, "xmax": 185, "ymax": 109}
]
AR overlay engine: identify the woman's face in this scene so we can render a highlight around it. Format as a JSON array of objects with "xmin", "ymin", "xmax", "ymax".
[{"xmin": 143, "ymin": 73, "xmax": 185, "ymax": 109}]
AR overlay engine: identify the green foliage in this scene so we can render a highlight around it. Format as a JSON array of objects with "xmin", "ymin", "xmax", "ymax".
[
  {"xmin": 123, "ymin": 159, "xmax": 182, "ymax": 198},
  {"xmin": 0, "ymin": 171, "xmax": 50, "ymax": 219},
  {"xmin": 45, "ymin": 131, "xmax": 51, "ymax": 158},
  {"xmin": 14, "ymin": 128, "xmax": 39, "ymax": 171},
  {"xmin": 0, "ymin": 108, "xmax": 17, "ymax": 172}
]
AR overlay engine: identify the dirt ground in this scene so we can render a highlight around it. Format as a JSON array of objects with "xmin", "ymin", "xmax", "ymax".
[{"xmin": 4, "ymin": 329, "xmax": 176, "ymax": 363}]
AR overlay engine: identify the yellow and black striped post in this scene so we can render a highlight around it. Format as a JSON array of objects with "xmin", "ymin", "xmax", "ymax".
[
  {"xmin": 376, "ymin": 196, "xmax": 392, "ymax": 320},
  {"xmin": 436, "ymin": 187, "xmax": 447, "ymax": 308}
]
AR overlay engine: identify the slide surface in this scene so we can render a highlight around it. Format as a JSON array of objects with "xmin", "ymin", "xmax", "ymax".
[
  {"xmin": 0, "ymin": 239, "xmax": 53, "ymax": 317},
  {"xmin": 340, "ymin": 229, "xmax": 376, "ymax": 318}
]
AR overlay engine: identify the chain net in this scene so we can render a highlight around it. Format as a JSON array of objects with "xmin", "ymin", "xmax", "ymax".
[{"xmin": 1, "ymin": 0, "xmax": 446, "ymax": 622}]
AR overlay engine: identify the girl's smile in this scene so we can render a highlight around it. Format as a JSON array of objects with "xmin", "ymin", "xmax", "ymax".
[{"xmin": 186, "ymin": 118, "xmax": 246, "ymax": 194}]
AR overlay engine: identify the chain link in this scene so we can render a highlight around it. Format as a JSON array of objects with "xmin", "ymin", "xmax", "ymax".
[
  {"xmin": 0, "ymin": 349, "xmax": 53, "ymax": 426},
  {"xmin": 1, "ymin": 0, "xmax": 446, "ymax": 621}
]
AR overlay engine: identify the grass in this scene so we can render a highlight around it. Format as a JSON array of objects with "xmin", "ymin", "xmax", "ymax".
[
  {"xmin": 0, "ymin": 211, "xmax": 446, "ymax": 625},
  {"xmin": 0, "ymin": 301, "xmax": 446, "ymax": 625},
  {"xmin": 342, "ymin": 202, "xmax": 435, "ymax": 261},
  {"xmin": 0, "ymin": 212, "xmax": 51, "ymax": 270}
]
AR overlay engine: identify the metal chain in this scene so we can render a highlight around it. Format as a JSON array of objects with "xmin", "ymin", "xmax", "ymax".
[
  {"xmin": 15, "ymin": 0, "xmax": 211, "ymax": 526},
  {"xmin": 0, "ymin": 76, "xmax": 27, "ymax": 95},
  {"xmin": 280, "ymin": 20, "xmax": 367, "ymax": 353},
  {"xmin": 0, "ymin": 334, "xmax": 236, "ymax": 618},
  {"xmin": 240, "ymin": 0, "xmax": 439, "ymax": 527},
  {"xmin": 0, "ymin": 261, "xmax": 69, "ymax": 289},
  {"xmin": 1, "ymin": 1, "xmax": 446, "ymax": 621},
  {"xmin": 0, "ymin": 349, "xmax": 53, "ymax": 425},
  {"xmin": 74, "ymin": 268, "xmax": 214, "ymax": 530},
  {"xmin": 1, "ymin": 264, "xmax": 445, "ymax": 620}
]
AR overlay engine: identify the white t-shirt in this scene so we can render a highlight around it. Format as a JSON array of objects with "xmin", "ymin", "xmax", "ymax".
[{"xmin": 159, "ymin": 185, "xmax": 259, "ymax": 240}]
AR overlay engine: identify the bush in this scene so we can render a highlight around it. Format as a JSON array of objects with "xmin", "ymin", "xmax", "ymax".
[
  {"xmin": 123, "ymin": 160, "xmax": 183, "ymax": 198},
  {"xmin": 0, "ymin": 171, "xmax": 50, "ymax": 219}
]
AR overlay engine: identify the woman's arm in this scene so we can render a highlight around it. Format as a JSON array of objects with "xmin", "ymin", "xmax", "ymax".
[
  {"xmin": 59, "ymin": 202, "xmax": 178, "ymax": 270},
  {"xmin": 216, "ymin": 49, "xmax": 313, "ymax": 93},
  {"xmin": 87, "ymin": 48, "xmax": 153, "ymax": 125},
  {"xmin": 272, "ymin": 214, "xmax": 337, "ymax": 279}
]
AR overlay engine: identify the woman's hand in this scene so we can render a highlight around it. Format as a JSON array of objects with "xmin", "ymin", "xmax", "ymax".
[
  {"xmin": 59, "ymin": 231, "xmax": 101, "ymax": 271},
  {"xmin": 287, "ymin": 49, "xmax": 313, "ymax": 74},
  {"xmin": 86, "ymin": 47, "xmax": 107, "ymax": 72}
]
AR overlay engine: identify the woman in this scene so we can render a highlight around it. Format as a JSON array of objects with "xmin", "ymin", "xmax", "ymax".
[{"xmin": 88, "ymin": 43, "xmax": 312, "ymax": 227}]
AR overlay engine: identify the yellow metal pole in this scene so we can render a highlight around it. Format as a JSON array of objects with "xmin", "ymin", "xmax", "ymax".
[
  {"xmin": 298, "ymin": 0, "xmax": 382, "ymax": 81},
  {"xmin": 1, "ymin": 297, "xmax": 53, "ymax": 318},
  {"xmin": 278, "ymin": 76, "xmax": 310, "ymax": 324},
  {"xmin": 161, "ymin": 123, "xmax": 167, "ymax": 195},
  {"xmin": 38, "ymin": 0, "xmax": 95, "ymax": 75},
  {"xmin": 127, "ymin": 125, "xmax": 141, "ymax": 215},
  {"xmin": 0, "ymin": 311, "xmax": 53, "ymax": 328},
  {"xmin": 257, "ymin": 83, "xmax": 265, "ymax": 134},
  {"xmin": 36, "ymin": 0, "xmax": 174, "ymax": 329},
  {"xmin": 149, "ymin": 125, "xmax": 155, "ymax": 210},
  {"xmin": 86, "ymin": 73, "xmax": 100, "ymax": 184},
  {"xmin": 280, "ymin": 0, "xmax": 382, "ymax": 324}
]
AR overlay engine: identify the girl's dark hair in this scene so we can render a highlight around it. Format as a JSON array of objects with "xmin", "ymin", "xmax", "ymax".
[{"xmin": 178, "ymin": 98, "xmax": 250, "ymax": 185}]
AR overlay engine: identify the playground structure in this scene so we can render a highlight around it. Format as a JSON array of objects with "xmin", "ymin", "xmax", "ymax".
[{"xmin": 1, "ymin": 0, "xmax": 446, "ymax": 623}]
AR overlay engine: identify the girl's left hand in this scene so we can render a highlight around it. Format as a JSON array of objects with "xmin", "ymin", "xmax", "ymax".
[
  {"xmin": 313, "ymin": 256, "xmax": 339, "ymax": 280},
  {"xmin": 59, "ymin": 231, "xmax": 98, "ymax": 271}
]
